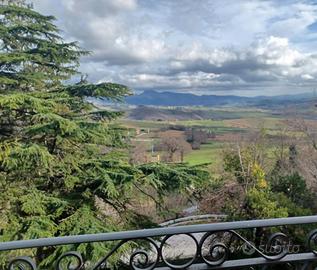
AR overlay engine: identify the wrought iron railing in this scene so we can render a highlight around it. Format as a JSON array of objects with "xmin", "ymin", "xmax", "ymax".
[{"xmin": 1, "ymin": 216, "xmax": 317, "ymax": 269}]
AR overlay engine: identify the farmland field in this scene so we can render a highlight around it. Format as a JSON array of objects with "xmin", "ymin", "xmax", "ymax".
[
  {"xmin": 118, "ymin": 106, "xmax": 304, "ymax": 173},
  {"xmin": 184, "ymin": 141, "xmax": 224, "ymax": 166}
]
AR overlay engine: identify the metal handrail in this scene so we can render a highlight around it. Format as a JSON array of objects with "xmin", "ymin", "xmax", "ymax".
[
  {"xmin": 1, "ymin": 215, "xmax": 317, "ymax": 269},
  {"xmin": 159, "ymin": 214, "xmax": 227, "ymax": 227},
  {"xmin": 1, "ymin": 215, "xmax": 317, "ymax": 251}
]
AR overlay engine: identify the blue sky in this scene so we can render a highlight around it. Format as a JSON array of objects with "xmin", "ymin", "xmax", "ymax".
[{"xmin": 33, "ymin": 0, "xmax": 317, "ymax": 96}]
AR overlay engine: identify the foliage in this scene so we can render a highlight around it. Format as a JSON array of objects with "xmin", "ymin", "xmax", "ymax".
[
  {"xmin": 223, "ymin": 139, "xmax": 267, "ymax": 191},
  {"xmin": 0, "ymin": 2, "xmax": 210, "ymax": 267},
  {"xmin": 243, "ymin": 188, "xmax": 289, "ymax": 219},
  {"xmin": 241, "ymin": 183, "xmax": 309, "ymax": 219},
  {"xmin": 223, "ymin": 139, "xmax": 313, "ymax": 220},
  {"xmin": 271, "ymin": 172, "xmax": 314, "ymax": 209}
]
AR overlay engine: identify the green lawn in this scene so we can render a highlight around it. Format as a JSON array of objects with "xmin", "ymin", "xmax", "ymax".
[{"xmin": 184, "ymin": 141, "xmax": 226, "ymax": 167}]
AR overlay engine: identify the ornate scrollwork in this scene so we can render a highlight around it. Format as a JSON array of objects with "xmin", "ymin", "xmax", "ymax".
[
  {"xmin": 265, "ymin": 232, "xmax": 289, "ymax": 260},
  {"xmin": 307, "ymin": 229, "xmax": 317, "ymax": 255},
  {"xmin": 202, "ymin": 242, "xmax": 228, "ymax": 266},
  {"xmin": 8, "ymin": 256, "xmax": 36, "ymax": 270},
  {"xmin": 129, "ymin": 238, "xmax": 160, "ymax": 270},
  {"xmin": 229, "ymin": 230, "xmax": 289, "ymax": 261},
  {"xmin": 3, "ymin": 222, "xmax": 317, "ymax": 270},
  {"xmin": 199, "ymin": 232, "xmax": 229, "ymax": 266},
  {"xmin": 56, "ymin": 251, "xmax": 84, "ymax": 270}
]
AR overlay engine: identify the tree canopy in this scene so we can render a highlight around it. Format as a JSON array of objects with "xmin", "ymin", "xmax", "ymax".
[{"xmin": 0, "ymin": 2, "xmax": 209, "ymax": 267}]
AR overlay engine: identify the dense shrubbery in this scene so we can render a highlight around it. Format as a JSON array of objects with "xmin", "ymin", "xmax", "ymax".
[{"xmin": 200, "ymin": 128, "xmax": 315, "ymax": 217}]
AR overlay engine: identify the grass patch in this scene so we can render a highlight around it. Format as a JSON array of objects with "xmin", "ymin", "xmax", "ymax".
[{"xmin": 184, "ymin": 142, "xmax": 225, "ymax": 166}]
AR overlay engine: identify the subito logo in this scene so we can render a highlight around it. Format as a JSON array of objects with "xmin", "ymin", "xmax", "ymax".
[{"xmin": 242, "ymin": 242, "xmax": 256, "ymax": 255}]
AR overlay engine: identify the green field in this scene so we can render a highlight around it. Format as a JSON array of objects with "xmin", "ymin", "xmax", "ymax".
[
  {"xmin": 184, "ymin": 141, "xmax": 225, "ymax": 167},
  {"xmin": 120, "ymin": 107, "xmax": 310, "ymax": 170},
  {"xmin": 120, "ymin": 119, "xmax": 245, "ymax": 135}
]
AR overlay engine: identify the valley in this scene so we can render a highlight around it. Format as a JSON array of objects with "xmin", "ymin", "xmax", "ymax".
[{"xmin": 119, "ymin": 103, "xmax": 314, "ymax": 174}]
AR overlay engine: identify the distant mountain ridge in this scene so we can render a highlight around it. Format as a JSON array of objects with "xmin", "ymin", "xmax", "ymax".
[{"xmin": 125, "ymin": 90, "xmax": 314, "ymax": 107}]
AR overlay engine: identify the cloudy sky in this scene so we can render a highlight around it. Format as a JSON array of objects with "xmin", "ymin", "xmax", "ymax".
[{"xmin": 32, "ymin": 0, "xmax": 317, "ymax": 96}]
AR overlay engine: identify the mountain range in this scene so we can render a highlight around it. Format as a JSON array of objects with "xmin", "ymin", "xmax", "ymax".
[{"xmin": 125, "ymin": 90, "xmax": 314, "ymax": 107}]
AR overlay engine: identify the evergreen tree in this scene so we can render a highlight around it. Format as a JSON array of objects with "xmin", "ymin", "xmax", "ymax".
[{"xmin": 0, "ymin": 2, "xmax": 209, "ymax": 267}]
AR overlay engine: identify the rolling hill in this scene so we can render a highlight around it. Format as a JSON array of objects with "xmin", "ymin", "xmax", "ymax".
[{"xmin": 125, "ymin": 90, "xmax": 314, "ymax": 108}]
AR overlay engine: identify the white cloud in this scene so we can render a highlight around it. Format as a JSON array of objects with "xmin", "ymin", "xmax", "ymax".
[
  {"xmin": 302, "ymin": 74, "xmax": 314, "ymax": 80},
  {"xmin": 254, "ymin": 36, "xmax": 303, "ymax": 66},
  {"xmin": 31, "ymin": 0, "xmax": 317, "ymax": 95},
  {"xmin": 62, "ymin": 0, "xmax": 137, "ymax": 17},
  {"xmin": 96, "ymin": 36, "xmax": 317, "ymax": 93}
]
